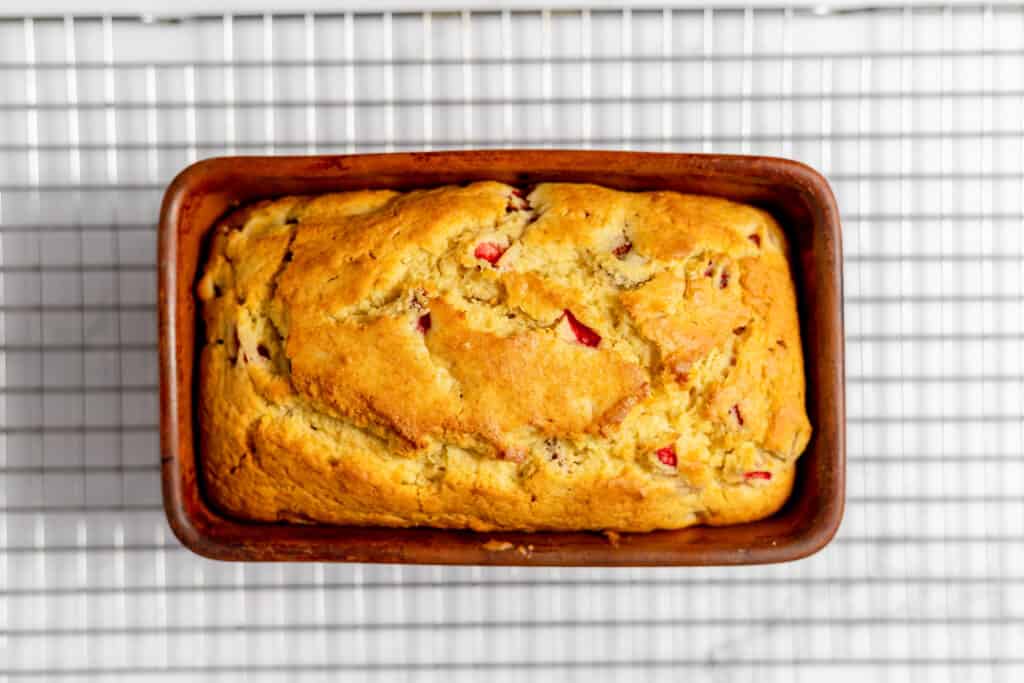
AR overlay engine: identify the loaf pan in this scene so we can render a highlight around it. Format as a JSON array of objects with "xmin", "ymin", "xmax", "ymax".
[{"xmin": 158, "ymin": 150, "xmax": 844, "ymax": 565}]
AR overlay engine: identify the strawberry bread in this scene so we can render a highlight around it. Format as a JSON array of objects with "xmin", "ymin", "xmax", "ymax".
[{"xmin": 196, "ymin": 182, "xmax": 811, "ymax": 532}]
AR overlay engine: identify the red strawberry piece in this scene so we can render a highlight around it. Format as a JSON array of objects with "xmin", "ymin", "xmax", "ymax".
[
  {"xmin": 730, "ymin": 404, "xmax": 744, "ymax": 426},
  {"xmin": 749, "ymin": 234, "xmax": 761, "ymax": 247},
  {"xmin": 416, "ymin": 313, "xmax": 431, "ymax": 334},
  {"xmin": 703, "ymin": 262, "xmax": 715, "ymax": 277},
  {"xmin": 563, "ymin": 309, "xmax": 601, "ymax": 348},
  {"xmin": 719, "ymin": 270, "xmax": 730, "ymax": 289},
  {"xmin": 612, "ymin": 240, "xmax": 632, "ymax": 258},
  {"xmin": 655, "ymin": 445, "xmax": 677, "ymax": 467},
  {"xmin": 745, "ymin": 470, "xmax": 772, "ymax": 481},
  {"xmin": 474, "ymin": 241, "xmax": 506, "ymax": 265},
  {"xmin": 506, "ymin": 189, "xmax": 530, "ymax": 212}
]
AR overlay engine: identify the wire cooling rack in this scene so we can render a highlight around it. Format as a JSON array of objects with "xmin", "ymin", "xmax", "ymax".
[{"xmin": 2, "ymin": 4, "xmax": 1024, "ymax": 681}]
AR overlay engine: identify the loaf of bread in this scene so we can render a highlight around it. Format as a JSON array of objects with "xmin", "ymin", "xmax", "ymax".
[{"xmin": 196, "ymin": 182, "xmax": 811, "ymax": 532}]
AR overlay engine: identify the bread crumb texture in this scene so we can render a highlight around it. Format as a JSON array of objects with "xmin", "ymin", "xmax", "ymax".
[{"xmin": 197, "ymin": 182, "xmax": 811, "ymax": 532}]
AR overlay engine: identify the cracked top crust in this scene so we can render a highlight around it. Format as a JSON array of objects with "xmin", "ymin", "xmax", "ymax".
[{"xmin": 196, "ymin": 181, "xmax": 811, "ymax": 532}]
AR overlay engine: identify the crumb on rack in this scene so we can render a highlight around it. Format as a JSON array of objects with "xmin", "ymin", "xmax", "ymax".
[
  {"xmin": 604, "ymin": 530, "xmax": 622, "ymax": 547},
  {"xmin": 482, "ymin": 540, "xmax": 515, "ymax": 552}
]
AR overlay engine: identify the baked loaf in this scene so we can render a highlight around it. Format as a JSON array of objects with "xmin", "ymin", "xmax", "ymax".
[{"xmin": 197, "ymin": 182, "xmax": 811, "ymax": 532}]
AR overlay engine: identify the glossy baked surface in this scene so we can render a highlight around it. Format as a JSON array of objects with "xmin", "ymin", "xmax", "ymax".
[{"xmin": 197, "ymin": 182, "xmax": 811, "ymax": 532}]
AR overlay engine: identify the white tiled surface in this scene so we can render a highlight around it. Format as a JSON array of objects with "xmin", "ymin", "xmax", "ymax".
[{"xmin": 2, "ymin": 5, "xmax": 1024, "ymax": 681}]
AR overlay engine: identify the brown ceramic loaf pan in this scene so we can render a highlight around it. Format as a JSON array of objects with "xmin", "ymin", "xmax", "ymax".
[{"xmin": 158, "ymin": 150, "xmax": 844, "ymax": 565}]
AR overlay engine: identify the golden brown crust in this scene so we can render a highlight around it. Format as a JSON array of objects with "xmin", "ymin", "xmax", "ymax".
[{"xmin": 197, "ymin": 181, "xmax": 811, "ymax": 532}]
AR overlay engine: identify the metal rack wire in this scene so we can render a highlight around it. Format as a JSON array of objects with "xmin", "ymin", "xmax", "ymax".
[{"xmin": 1, "ymin": 4, "xmax": 1024, "ymax": 680}]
